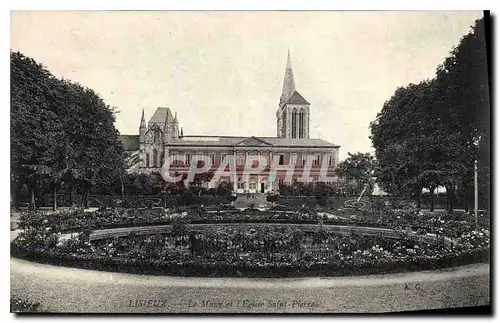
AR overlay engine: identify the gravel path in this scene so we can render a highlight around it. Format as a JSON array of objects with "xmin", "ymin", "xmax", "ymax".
[{"xmin": 11, "ymin": 257, "xmax": 489, "ymax": 313}]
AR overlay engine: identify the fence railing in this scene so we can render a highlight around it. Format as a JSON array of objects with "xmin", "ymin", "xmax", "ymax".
[
  {"xmin": 277, "ymin": 195, "xmax": 471, "ymax": 210},
  {"xmin": 14, "ymin": 194, "xmax": 233, "ymax": 209},
  {"xmin": 15, "ymin": 193, "xmax": 478, "ymax": 210}
]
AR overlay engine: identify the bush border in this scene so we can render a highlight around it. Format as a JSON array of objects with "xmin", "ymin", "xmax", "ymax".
[
  {"xmin": 11, "ymin": 243, "xmax": 489, "ymax": 278},
  {"xmin": 11, "ymin": 220, "xmax": 489, "ymax": 278}
]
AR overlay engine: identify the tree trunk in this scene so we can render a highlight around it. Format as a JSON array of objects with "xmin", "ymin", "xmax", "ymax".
[
  {"xmin": 451, "ymin": 185, "xmax": 455, "ymax": 213},
  {"xmin": 445, "ymin": 184, "xmax": 454, "ymax": 214},
  {"xmin": 429, "ymin": 186, "xmax": 435, "ymax": 212},
  {"xmin": 415, "ymin": 187, "xmax": 421, "ymax": 209},
  {"xmin": 83, "ymin": 187, "xmax": 90, "ymax": 209},
  {"xmin": 70, "ymin": 185, "xmax": 75, "ymax": 207},
  {"xmin": 14, "ymin": 177, "xmax": 24, "ymax": 210},
  {"xmin": 121, "ymin": 177, "xmax": 124, "ymax": 196},
  {"xmin": 53, "ymin": 184, "xmax": 58, "ymax": 211},
  {"xmin": 30, "ymin": 185, "xmax": 36, "ymax": 210},
  {"xmin": 463, "ymin": 181, "xmax": 469, "ymax": 212}
]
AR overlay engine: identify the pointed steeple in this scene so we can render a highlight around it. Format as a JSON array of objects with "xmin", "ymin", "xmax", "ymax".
[
  {"xmin": 140, "ymin": 109, "xmax": 146, "ymax": 128},
  {"xmin": 163, "ymin": 110, "xmax": 169, "ymax": 131},
  {"xmin": 286, "ymin": 49, "xmax": 292, "ymax": 69},
  {"xmin": 171, "ymin": 112, "xmax": 179, "ymax": 139},
  {"xmin": 280, "ymin": 50, "xmax": 295, "ymax": 106},
  {"xmin": 162, "ymin": 109, "xmax": 170, "ymax": 142},
  {"xmin": 139, "ymin": 109, "xmax": 147, "ymax": 143}
]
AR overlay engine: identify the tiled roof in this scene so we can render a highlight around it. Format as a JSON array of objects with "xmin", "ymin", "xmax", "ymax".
[
  {"xmin": 149, "ymin": 107, "xmax": 173, "ymax": 124},
  {"xmin": 118, "ymin": 135, "xmax": 139, "ymax": 151},
  {"xmin": 260, "ymin": 137, "xmax": 335, "ymax": 147},
  {"xmin": 285, "ymin": 91, "xmax": 310, "ymax": 105},
  {"xmin": 172, "ymin": 135, "xmax": 339, "ymax": 148}
]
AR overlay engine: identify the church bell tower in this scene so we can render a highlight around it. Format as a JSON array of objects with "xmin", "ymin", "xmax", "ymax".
[{"xmin": 276, "ymin": 51, "xmax": 310, "ymax": 139}]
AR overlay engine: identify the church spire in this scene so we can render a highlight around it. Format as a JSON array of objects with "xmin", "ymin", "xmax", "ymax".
[
  {"xmin": 140, "ymin": 109, "xmax": 146, "ymax": 129},
  {"xmin": 280, "ymin": 50, "xmax": 295, "ymax": 106},
  {"xmin": 139, "ymin": 109, "xmax": 147, "ymax": 143},
  {"xmin": 172, "ymin": 112, "xmax": 179, "ymax": 139},
  {"xmin": 286, "ymin": 49, "xmax": 292, "ymax": 69},
  {"xmin": 162, "ymin": 109, "xmax": 170, "ymax": 142}
]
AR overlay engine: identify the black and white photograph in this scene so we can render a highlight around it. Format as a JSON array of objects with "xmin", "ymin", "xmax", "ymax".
[{"xmin": 9, "ymin": 10, "xmax": 491, "ymax": 314}]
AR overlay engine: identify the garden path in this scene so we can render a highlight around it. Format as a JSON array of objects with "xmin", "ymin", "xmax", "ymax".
[
  {"xmin": 10, "ymin": 257, "xmax": 489, "ymax": 313},
  {"xmin": 234, "ymin": 193, "xmax": 270, "ymax": 209}
]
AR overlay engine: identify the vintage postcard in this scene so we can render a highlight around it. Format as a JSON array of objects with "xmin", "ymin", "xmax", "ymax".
[{"xmin": 10, "ymin": 10, "xmax": 490, "ymax": 314}]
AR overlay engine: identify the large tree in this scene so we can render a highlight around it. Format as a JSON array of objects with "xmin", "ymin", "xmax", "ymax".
[
  {"xmin": 370, "ymin": 79, "xmax": 454, "ymax": 210},
  {"xmin": 336, "ymin": 152, "xmax": 377, "ymax": 197},
  {"xmin": 11, "ymin": 52, "xmax": 66, "ymax": 209},
  {"xmin": 11, "ymin": 51, "xmax": 125, "ymax": 209},
  {"xmin": 55, "ymin": 80, "xmax": 125, "ymax": 206},
  {"xmin": 370, "ymin": 17, "xmax": 490, "ymax": 212},
  {"xmin": 434, "ymin": 17, "xmax": 490, "ymax": 211}
]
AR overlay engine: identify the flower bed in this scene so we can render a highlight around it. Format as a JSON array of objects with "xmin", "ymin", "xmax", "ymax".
[
  {"xmin": 17, "ymin": 208, "xmax": 169, "ymax": 233},
  {"xmin": 11, "ymin": 223, "xmax": 489, "ymax": 278},
  {"xmin": 16, "ymin": 206, "xmax": 490, "ymax": 241},
  {"xmin": 12, "ymin": 205, "xmax": 490, "ymax": 278},
  {"xmin": 355, "ymin": 209, "xmax": 490, "ymax": 239}
]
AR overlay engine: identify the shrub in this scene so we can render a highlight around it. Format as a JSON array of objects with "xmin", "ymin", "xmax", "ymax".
[
  {"xmin": 10, "ymin": 297, "xmax": 41, "ymax": 313},
  {"xmin": 372, "ymin": 198, "xmax": 386, "ymax": 213},
  {"xmin": 266, "ymin": 195, "xmax": 278, "ymax": 203},
  {"xmin": 315, "ymin": 194, "xmax": 327, "ymax": 206},
  {"xmin": 178, "ymin": 191, "xmax": 196, "ymax": 205},
  {"xmin": 216, "ymin": 182, "xmax": 233, "ymax": 197},
  {"xmin": 172, "ymin": 218, "xmax": 189, "ymax": 235},
  {"xmin": 13, "ymin": 227, "xmax": 60, "ymax": 251}
]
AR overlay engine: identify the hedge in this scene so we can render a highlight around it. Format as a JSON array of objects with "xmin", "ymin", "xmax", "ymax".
[{"xmin": 11, "ymin": 243, "xmax": 489, "ymax": 278}]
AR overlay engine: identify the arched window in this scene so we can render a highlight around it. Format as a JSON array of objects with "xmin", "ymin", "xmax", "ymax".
[
  {"xmin": 160, "ymin": 151, "xmax": 165, "ymax": 167},
  {"xmin": 152, "ymin": 128, "xmax": 163, "ymax": 144},
  {"xmin": 282, "ymin": 110, "xmax": 287, "ymax": 136},
  {"xmin": 291, "ymin": 109, "xmax": 297, "ymax": 138},
  {"xmin": 153, "ymin": 149, "xmax": 158, "ymax": 168},
  {"xmin": 146, "ymin": 153, "xmax": 150, "ymax": 168},
  {"xmin": 299, "ymin": 111, "xmax": 304, "ymax": 138}
]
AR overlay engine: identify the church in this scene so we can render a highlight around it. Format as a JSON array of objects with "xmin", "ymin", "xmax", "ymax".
[{"xmin": 119, "ymin": 53, "xmax": 340, "ymax": 193}]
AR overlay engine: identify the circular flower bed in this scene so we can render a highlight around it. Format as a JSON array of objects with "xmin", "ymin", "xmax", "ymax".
[{"xmin": 11, "ymin": 216, "xmax": 489, "ymax": 278}]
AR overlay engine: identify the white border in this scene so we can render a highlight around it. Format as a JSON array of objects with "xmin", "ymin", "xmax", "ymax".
[
  {"xmin": 3, "ymin": 0, "xmax": 497, "ymax": 10},
  {"xmin": 2, "ymin": 1, "xmax": 497, "ymax": 322}
]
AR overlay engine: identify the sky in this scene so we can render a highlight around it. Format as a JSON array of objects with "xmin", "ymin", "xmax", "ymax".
[{"xmin": 10, "ymin": 11, "xmax": 484, "ymax": 161}]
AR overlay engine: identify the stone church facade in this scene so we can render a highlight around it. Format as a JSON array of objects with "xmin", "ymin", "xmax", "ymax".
[{"xmin": 119, "ymin": 53, "xmax": 340, "ymax": 193}]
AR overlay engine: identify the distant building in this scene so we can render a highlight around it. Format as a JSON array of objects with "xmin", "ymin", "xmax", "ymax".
[{"xmin": 119, "ymin": 52, "xmax": 340, "ymax": 193}]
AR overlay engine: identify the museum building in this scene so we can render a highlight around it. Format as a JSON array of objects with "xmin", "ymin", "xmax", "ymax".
[{"xmin": 119, "ymin": 53, "xmax": 340, "ymax": 193}]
